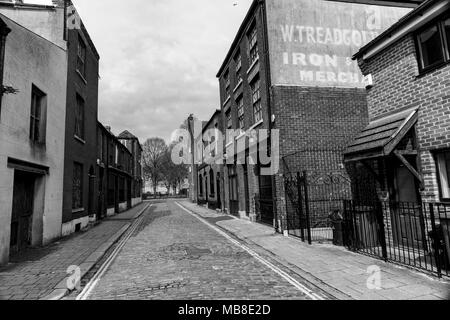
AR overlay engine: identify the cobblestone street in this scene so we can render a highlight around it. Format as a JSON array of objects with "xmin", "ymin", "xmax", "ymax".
[{"xmin": 85, "ymin": 200, "xmax": 316, "ymax": 300}]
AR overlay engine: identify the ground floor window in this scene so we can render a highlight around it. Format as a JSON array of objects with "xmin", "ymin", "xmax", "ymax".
[
  {"xmin": 209, "ymin": 169, "xmax": 215, "ymax": 196},
  {"xmin": 436, "ymin": 150, "xmax": 450, "ymax": 200},
  {"xmin": 72, "ymin": 162, "xmax": 83, "ymax": 210}
]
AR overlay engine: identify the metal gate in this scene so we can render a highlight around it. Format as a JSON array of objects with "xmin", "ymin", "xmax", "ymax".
[
  {"xmin": 343, "ymin": 200, "xmax": 450, "ymax": 278},
  {"xmin": 284, "ymin": 171, "xmax": 351, "ymax": 243}
]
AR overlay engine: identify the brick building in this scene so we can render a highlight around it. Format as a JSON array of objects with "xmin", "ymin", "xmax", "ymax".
[
  {"xmin": 0, "ymin": 12, "xmax": 67, "ymax": 265},
  {"xmin": 97, "ymin": 123, "xmax": 134, "ymax": 218},
  {"xmin": 196, "ymin": 110, "xmax": 224, "ymax": 210},
  {"xmin": 215, "ymin": 0, "xmax": 415, "ymax": 231},
  {"xmin": 118, "ymin": 130, "xmax": 143, "ymax": 207}
]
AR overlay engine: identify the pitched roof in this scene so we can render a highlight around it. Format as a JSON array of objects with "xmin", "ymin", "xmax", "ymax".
[
  {"xmin": 118, "ymin": 130, "xmax": 136, "ymax": 139},
  {"xmin": 344, "ymin": 108, "xmax": 418, "ymax": 162}
]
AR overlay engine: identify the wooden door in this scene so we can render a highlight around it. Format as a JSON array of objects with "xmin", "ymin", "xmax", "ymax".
[
  {"xmin": 10, "ymin": 171, "xmax": 35, "ymax": 253},
  {"xmin": 391, "ymin": 164, "xmax": 425, "ymax": 249}
]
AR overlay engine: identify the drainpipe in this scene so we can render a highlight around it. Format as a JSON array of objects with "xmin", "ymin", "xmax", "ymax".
[
  {"xmin": 260, "ymin": 0, "xmax": 280, "ymax": 233},
  {"xmin": 0, "ymin": 22, "xmax": 11, "ymax": 115}
]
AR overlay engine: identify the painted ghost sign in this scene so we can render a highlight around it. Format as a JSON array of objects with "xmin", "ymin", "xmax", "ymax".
[{"xmin": 265, "ymin": 0, "xmax": 411, "ymax": 88}]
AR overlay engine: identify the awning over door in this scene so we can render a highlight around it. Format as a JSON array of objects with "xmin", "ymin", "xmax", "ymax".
[{"xmin": 344, "ymin": 108, "xmax": 418, "ymax": 162}]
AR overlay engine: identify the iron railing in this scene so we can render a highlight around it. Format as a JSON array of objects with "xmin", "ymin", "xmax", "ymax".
[{"xmin": 343, "ymin": 200, "xmax": 450, "ymax": 278}]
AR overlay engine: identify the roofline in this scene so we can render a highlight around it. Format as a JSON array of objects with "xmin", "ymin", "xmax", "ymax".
[
  {"xmin": 216, "ymin": 0, "xmax": 261, "ymax": 78},
  {"xmin": 353, "ymin": 0, "xmax": 443, "ymax": 60},
  {"xmin": 97, "ymin": 121, "xmax": 132, "ymax": 155},
  {"xmin": 0, "ymin": 12, "xmax": 66, "ymax": 52},
  {"xmin": 0, "ymin": 0, "xmax": 100, "ymax": 60},
  {"xmin": 118, "ymin": 132, "xmax": 143, "ymax": 151},
  {"xmin": 202, "ymin": 109, "xmax": 222, "ymax": 133}
]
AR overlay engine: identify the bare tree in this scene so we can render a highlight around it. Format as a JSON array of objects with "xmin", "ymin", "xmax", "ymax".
[
  {"xmin": 142, "ymin": 137, "xmax": 167, "ymax": 197},
  {"xmin": 160, "ymin": 142, "xmax": 189, "ymax": 195}
]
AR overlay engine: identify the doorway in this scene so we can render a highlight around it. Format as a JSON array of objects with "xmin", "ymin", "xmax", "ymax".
[
  {"xmin": 10, "ymin": 171, "xmax": 35, "ymax": 254},
  {"xmin": 389, "ymin": 157, "xmax": 426, "ymax": 250}
]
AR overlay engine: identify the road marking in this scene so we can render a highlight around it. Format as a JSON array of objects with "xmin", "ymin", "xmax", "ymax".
[
  {"xmin": 76, "ymin": 203, "xmax": 152, "ymax": 300},
  {"xmin": 174, "ymin": 201, "xmax": 325, "ymax": 300}
]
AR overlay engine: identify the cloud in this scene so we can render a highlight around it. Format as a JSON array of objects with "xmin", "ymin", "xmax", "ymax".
[{"xmin": 72, "ymin": 0, "xmax": 253, "ymax": 143}]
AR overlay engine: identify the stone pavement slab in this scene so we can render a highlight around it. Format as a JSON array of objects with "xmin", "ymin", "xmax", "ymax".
[
  {"xmin": 0, "ymin": 202, "xmax": 148, "ymax": 300},
  {"xmin": 179, "ymin": 200, "xmax": 450, "ymax": 300}
]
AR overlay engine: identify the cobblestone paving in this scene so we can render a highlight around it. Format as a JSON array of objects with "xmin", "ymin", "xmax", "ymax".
[
  {"xmin": 0, "ymin": 203, "xmax": 147, "ymax": 300},
  {"xmin": 88, "ymin": 201, "xmax": 311, "ymax": 300}
]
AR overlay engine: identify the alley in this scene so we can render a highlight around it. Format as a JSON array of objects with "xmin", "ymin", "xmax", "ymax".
[{"xmin": 81, "ymin": 200, "xmax": 319, "ymax": 300}]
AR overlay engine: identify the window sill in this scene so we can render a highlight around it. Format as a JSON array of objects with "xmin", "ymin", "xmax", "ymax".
[
  {"xmin": 415, "ymin": 60, "xmax": 450, "ymax": 79},
  {"xmin": 247, "ymin": 56, "xmax": 259, "ymax": 75},
  {"xmin": 72, "ymin": 208, "xmax": 84, "ymax": 214},
  {"xmin": 233, "ymin": 79, "xmax": 243, "ymax": 93},
  {"xmin": 222, "ymin": 95, "xmax": 231, "ymax": 107},
  {"xmin": 76, "ymin": 69, "xmax": 88, "ymax": 84},
  {"xmin": 74, "ymin": 135, "xmax": 86, "ymax": 144},
  {"xmin": 249, "ymin": 119, "xmax": 263, "ymax": 130}
]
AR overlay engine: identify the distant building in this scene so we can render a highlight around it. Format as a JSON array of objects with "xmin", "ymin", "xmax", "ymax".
[
  {"xmin": 215, "ymin": 0, "xmax": 416, "ymax": 231},
  {"xmin": 0, "ymin": 13, "xmax": 67, "ymax": 264},
  {"xmin": 118, "ymin": 130, "xmax": 144, "ymax": 207},
  {"xmin": 97, "ymin": 123, "xmax": 134, "ymax": 217},
  {"xmin": 196, "ymin": 110, "xmax": 224, "ymax": 210}
]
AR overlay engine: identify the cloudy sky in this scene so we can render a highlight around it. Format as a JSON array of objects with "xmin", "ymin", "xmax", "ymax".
[{"xmin": 41, "ymin": 0, "xmax": 249, "ymax": 143}]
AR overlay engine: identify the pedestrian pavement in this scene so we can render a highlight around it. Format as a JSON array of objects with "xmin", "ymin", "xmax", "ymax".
[
  {"xmin": 179, "ymin": 200, "xmax": 450, "ymax": 300},
  {"xmin": 0, "ymin": 202, "xmax": 148, "ymax": 300}
]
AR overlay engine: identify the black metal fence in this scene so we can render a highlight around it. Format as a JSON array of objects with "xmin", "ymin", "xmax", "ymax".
[
  {"xmin": 284, "ymin": 171, "xmax": 352, "ymax": 244},
  {"xmin": 343, "ymin": 200, "xmax": 450, "ymax": 278}
]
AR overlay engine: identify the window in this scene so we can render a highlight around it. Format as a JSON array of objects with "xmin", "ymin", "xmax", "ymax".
[
  {"xmin": 77, "ymin": 35, "xmax": 87, "ymax": 78},
  {"xmin": 75, "ymin": 95, "xmax": 85, "ymax": 140},
  {"xmin": 237, "ymin": 96, "xmax": 245, "ymax": 130},
  {"xmin": 416, "ymin": 15, "xmax": 450, "ymax": 71},
  {"xmin": 224, "ymin": 70, "xmax": 231, "ymax": 99},
  {"xmin": 235, "ymin": 51, "xmax": 242, "ymax": 83},
  {"xmin": 248, "ymin": 24, "xmax": 258, "ymax": 64},
  {"xmin": 226, "ymin": 110, "xmax": 233, "ymax": 143},
  {"xmin": 72, "ymin": 162, "xmax": 83, "ymax": 210},
  {"xmin": 119, "ymin": 177, "xmax": 125, "ymax": 202},
  {"xmin": 436, "ymin": 151, "xmax": 450, "ymax": 200},
  {"xmin": 251, "ymin": 77, "xmax": 262, "ymax": 123},
  {"xmin": 209, "ymin": 169, "xmax": 215, "ymax": 196},
  {"xmin": 199, "ymin": 175, "xmax": 203, "ymax": 196},
  {"xmin": 30, "ymin": 85, "xmax": 46, "ymax": 143}
]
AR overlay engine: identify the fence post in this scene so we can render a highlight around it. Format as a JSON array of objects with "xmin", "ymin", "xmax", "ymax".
[
  {"xmin": 376, "ymin": 202, "xmax": 388, "ymax": 261},
  {"xmin": 429, "ymin": 203, "xmax": 442, "ymax": 278},
  {"xmin": 296, "ymin": 172, "xmax": 305, "ymax": 242},
  {"xmin": 303, "ymin": 171, "xmax": 312, "ymax": 245}
]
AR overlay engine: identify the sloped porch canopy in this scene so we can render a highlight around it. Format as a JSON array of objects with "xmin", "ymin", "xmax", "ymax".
[{"xmin": 344, "ymin": 107, "xmax": 423, "ymax": 185}]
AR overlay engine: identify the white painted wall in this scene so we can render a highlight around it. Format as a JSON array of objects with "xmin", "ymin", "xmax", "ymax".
[{"xmin": 0, "ymin": 14, "xmax": 67, "ymax": 264}]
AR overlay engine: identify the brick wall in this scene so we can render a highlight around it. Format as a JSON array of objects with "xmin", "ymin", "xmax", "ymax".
[
  {"xmin": 358, "ymin": 34, "xmax": 450, "ymax": 202},
  {"xmin": 272, "ymin": 85, "xmax": 369, "ymax": 225}
]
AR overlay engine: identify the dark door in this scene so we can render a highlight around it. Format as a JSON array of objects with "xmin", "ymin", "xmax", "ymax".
[
  {"xmin": 10, "ymin": 171, "xmax": 35, "ymax": 254},
  {"xmin": 127, "ymin": 180, "xmax": 132, "ymax": 209},
  {"xmin": 228, "ymin": 166, "xmax": 239, "ymax": 216},
  {"xmin": 258, "ymin": 174, "xmax": 274, "ymax": 226},
  {"xmin": 88, "ymin": 167, "xmax": 95, "ymax": 219},
  {"xmin": 391, "ymin": 161, "xmax": 426, "ymax": 249},
  {"xmin": 244, "ymin": 166, "xmax": 250, "ymax": 216},
  {"xmin": 97, "ymin": 168, "xmax": 104, "ymax": 220},
  {"xmin": 216, "ymin": 173, "xmax": 221, "ymax": 209}
]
